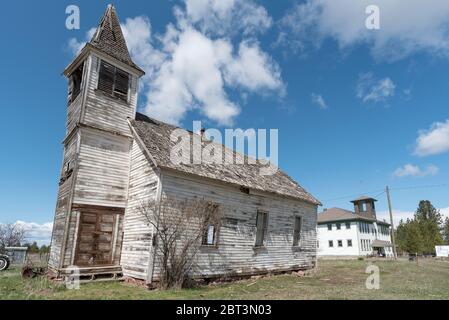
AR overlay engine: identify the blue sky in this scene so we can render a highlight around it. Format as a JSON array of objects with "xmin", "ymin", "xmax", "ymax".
[{"xmin": 1, "ymin": 0, "xmax": 449, "ymax": 243}]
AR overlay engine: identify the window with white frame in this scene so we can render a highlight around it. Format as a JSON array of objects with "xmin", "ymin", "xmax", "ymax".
[{"xmin": 202, "ymin": 224, "xmax": 218, "ymax": 246}]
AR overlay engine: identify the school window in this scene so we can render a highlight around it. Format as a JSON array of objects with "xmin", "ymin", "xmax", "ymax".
[
  {"xmin": 338, "ymin": 240, "xmax": 343, "ymax": 247},
  {"xmin": 336, "ymin": 223, "xmax": 341, "ymax": 230},
  {"xmin": 292, "ymin": 216, "xmax": 302, "ymax": 247},
  {"xmin": 328, "ymin": 240, "xmax": 333, "ymax": 248},
  {"xmin": 97, "ymin": 60, "xmax": 130, "ymax": 101},
  {"xmin": 255, "ymin": 211, "xmax": 269, "ymax": 247},
  {"xmin": 327, "ymin": 224, "xmax": 332, "ymax": 231},
  {"xmin": 345, "ymin": 222, "xmax": 351, "ymax": 229},
  {"xmin": 347, "ymin": 239, "xmax": 352, "ymax": 247},
  {"xmin": 359, "ymin": 203, "xmax": 367, "ymax": 212},
  {"xmin": 202, "ymin": 224, "xmax": 218, "ymax": 246}
]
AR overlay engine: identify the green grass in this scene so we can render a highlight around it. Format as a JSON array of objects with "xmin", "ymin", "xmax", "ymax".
[{"xmin": 1, "ymin": 259, "xmax": 449, "ymax": 300}]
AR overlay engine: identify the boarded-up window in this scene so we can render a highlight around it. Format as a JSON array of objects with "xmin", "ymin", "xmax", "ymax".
[
  {"xmin": 69, "ymin": 63, "xmax": 84, "ymax": 103},
  {"xmin": 202, "ymin": 224, "xmax": 217, "ymax": 246},
  {"xmin": 98, "ymin": 60, "xmax": 129, "ymax": 101},
  {"xmin": 293, "ymin": 216, "xmax": 302, "ymax": 247},
  {"xmin": 255, "ymin": 211, "xmax": 268, "ymax": 247}
]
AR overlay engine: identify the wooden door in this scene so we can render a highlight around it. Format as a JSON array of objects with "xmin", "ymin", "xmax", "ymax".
[{"xmin": 75, "ymin": 212, "xmax": 116, "ymax": 266}]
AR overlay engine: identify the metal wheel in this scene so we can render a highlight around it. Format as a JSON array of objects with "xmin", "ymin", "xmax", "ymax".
[{"xmin": 0, "ymin": 255, "xmax": 10, "ymax": 271}]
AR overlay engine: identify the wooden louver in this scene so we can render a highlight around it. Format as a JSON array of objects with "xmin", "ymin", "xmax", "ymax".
[{"xmin": 98, "ymin": 60, "xmax": 129, "ymax": 101}]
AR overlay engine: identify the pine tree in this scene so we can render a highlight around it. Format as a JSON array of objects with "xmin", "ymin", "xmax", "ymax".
[
  {"xmin": 395, "ymin": 219, "xmax": 408, "ymax": 254},
  {"xmin": 414, "ymin": 200, "xmax": 444, "ymax": 254},
  {"xmin": 404, "ymin": 220, "xmax": 424, "ymax": 255}
]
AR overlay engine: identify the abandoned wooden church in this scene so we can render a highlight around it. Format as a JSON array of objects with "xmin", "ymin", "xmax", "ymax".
[{"xmin": 48, "ymin": 5, "xmax": 321, "ymax": 283}]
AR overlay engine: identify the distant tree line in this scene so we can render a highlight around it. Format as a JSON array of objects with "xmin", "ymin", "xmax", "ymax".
[
  {"xmin": 395, "ymin": 200, "xmax": 449, "ymax": 255},
  {"xmin": 23, "ymin": 241, "xmax": 50, "ymax": 254}
]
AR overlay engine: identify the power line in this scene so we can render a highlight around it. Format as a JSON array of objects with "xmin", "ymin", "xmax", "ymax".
[
  {"xmin": 390, "ymin": 183, "xmax": 449, "ymax": 192},
  {"xmin": 321, "ymin": 182, "xmax": 449, "ymax": 204},
  {"xmin": 322, "ymin": 189, "xmax": 385, "ymax": 202}
]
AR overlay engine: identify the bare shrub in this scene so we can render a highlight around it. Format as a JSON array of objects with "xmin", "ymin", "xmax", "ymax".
[
  {"xmin": 139, "ymin": 196, "xmax": 221, "ymax": 290},
  {"xmin": 0, "ymin": 223, "xmax": 26, "ymax": 251}
]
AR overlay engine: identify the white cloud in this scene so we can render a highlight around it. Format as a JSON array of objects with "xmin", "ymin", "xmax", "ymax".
[
  {"xmin": 311, "ymin": 93, "xmax": 328, "ymax": 109},
  {"xmin": 68, "ymin": 28, "xmax": 96, "ymax": 54},
  {"xmin": 414, "ymin": 119, "xmax": 449, "ymax": 156},
  {"xmin": 145, "ymin": 28, "xmax": 241, "ymax": 125},
  {"xmin": 13, "ymin": 221, "xmax": 53, "ymax": 246},
  {"xmin": 184, "ymin": 0, "xmax": 272, "ymax": 36},
  {"xmin": 378, "ymin": 208, "xmax": 449, "ymax": 227},
  {"xmin": 223, "ymin": 41, "xmax": 284, "ymax": 92},
  {"xmin": 393, "ymin": 164, "xmax": 439, "ymax": 178},
  {"xmin": 441, "ymin": 207, "xmax": 449, "ymax": 219},
  {"xmin": 69, "ymin": 1, "xmax": 283, "ymax": 126},
  {"xmin": 278, "ymin": 0, "xmax": 449, "ymax": 61},
  {"xmin": 356, "ymin": 73, "xmax": 395, "ymax": 103},
  {"xmin": 377, "ymin": 210, "xmax": 414, "ymax": 227},
  {"xmin": 121, "ymin": 16, "xmax": 166, "ymax": 81}
]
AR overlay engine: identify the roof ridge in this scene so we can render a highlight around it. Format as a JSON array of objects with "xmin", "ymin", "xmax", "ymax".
[
  {"xmin": 135, "ymin": 112, "xmax": 276, "ymax": 168},
  {"xmin": 132, "ymin": 112, "xmax": 321, "ymax": 205}
]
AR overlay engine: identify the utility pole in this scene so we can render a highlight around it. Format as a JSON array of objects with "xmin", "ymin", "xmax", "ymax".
[{"xmin": 386, "ymin": 186, "xmax": 397, "ymax": 260}]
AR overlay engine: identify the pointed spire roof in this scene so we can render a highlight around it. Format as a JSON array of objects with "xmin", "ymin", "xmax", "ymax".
[{"xmin": 89, "ymin": 4, "xmax": 143, "ymax": 73}]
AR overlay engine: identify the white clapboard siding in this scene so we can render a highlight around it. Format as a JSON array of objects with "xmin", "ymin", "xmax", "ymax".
[
  {"xmin": 73, "ymin": 129, "xmax": 131, "ymax": 208},
  {"xmin": 48, "ymin": 134, "xmax": 78, "ymax": 270},
  {"xmin": 148, "ymin": 171, "xmax": 317, "ymax": 280},
  {"xmin": 82, "ymin": 55, "xmax": 138, "ymax": 136},
  {"xmin": 66, "ymin": 93, "xmax": 82, "ymax": 135},
  {"xmin": 121, "ymin": 141, "xmax": 159, "ymax": 280}
]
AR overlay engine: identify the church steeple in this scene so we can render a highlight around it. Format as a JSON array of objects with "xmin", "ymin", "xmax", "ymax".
[
  {"xmin": 64, "ymin": 4, "xmax": 144, "ymax": 78},
  {"xmin": 89, "ymin": 4, "xmax": 142, "ymax": 72},
  {"xmin": 49, "ymin": 5, "xmax": 145, "ymax": 273}
]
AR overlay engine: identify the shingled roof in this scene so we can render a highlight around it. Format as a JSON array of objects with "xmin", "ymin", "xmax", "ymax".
[
  {"xmin": 130, "ymin": 113, "xmax": 321, "ymax": 205},
  {"xmin": 351, "ymin": 195, "xmax": 378, "ymax": 203},
  {"xmin": 317, "ymin": 207, "xmax": 390, "ymax": 225},
  {"xmin": 89, "ymin": 5, "xmax": 144, "ymax": 73}
]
